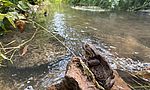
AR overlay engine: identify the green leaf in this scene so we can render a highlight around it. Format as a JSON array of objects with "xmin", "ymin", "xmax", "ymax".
[
  {"xmin": 7, "ymin": 12, "xmax": 26, "ymax": 20},
  {"xmin": 7, "ymin": 12, "xmax": 18, "ymax": 20},
  {"xmin": 0, "ymin": 0, "xmax": 15, "ymax": 7},
  {"xmin": 0, "ymin": 13, "xmax": 6, "ymax": 21},
  {"xmin": 17, "ymin": 1, "xmax": 30, "ymax": 11},
  {"xmin": 5, "ymin": 15, "xmax": 16, "ymax": 28},
  {"xmin": 1, "ymin": 23, "xmax": 6, "ymax": 30}
]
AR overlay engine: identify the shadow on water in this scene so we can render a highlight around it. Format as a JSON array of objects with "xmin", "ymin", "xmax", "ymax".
[
  {"xmin": 0, "ymin": 54, "xmax": 71, "ymax": 90},
  {"xmin": 0, "ymin": 63, "xmax": 49, "ymax": 90}
]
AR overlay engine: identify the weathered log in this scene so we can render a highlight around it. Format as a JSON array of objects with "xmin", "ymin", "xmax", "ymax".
[
  {"xmin": 48, "ymin": 57, "xmax": 131, "ymax": 90},
  {"xmin": 111, "ymin": 70, "xmax": 131, "ymax": 90},
  {"xmin": 48, "ymin": 42, "xmax": 132, "ymax": 90},
  {"xmin": 48, "ymin": 57, "xmax": 99, "ymax": 90}
]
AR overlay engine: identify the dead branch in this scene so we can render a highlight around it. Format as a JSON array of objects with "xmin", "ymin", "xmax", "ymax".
[{"xmin": 0, "ymin": 28, "xmax": 38, "ymax": 50}]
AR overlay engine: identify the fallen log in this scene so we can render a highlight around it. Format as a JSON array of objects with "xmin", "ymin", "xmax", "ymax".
[
  {"xmin": 48, "ymin": 57, "xmax": 131, "ymax": 90},
  {"xmin": 48, "ymin": 43, "xmax": 131, "ymax": 90},
  {"xmin": 111, "ymin": 70, "xmax": 131, "ymax": 90}
]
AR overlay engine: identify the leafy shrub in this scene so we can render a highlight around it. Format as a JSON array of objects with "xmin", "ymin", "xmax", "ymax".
[
  {"xmin": 0, "ymin": 0, "xmax": 31, "ymax": 35},
  {"xmin": 68, "ymin": 0, "xmax": 150, "ymax": 11}
]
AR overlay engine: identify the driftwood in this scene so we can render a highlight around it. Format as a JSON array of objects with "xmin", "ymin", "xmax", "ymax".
[
  {"xmin": 48, "ymin": 43, "xmax": 131, "ymax": 90},
  {"xmin": 48, "ymin": 57, "xmax": 131, "ymax": 90}
]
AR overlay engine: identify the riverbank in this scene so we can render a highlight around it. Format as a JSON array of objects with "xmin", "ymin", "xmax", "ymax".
[{"xmin": 0, "ymin": 1, "xmax": 67, "ymax": 89}]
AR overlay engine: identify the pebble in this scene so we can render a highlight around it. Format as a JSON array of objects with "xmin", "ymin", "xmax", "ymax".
[
  {"xmin": 24, "ymin": 86, "xmax": 34, "ymax": 90},
  {"xmin": 28, "ymin": 77, "xmax": 33, "ymax": 81},
  {"xmin": 110, "ymin": 46, "xmax": 116, "ymax": 49},
  {"xmin": 12, "ymin": 74, "xmax": 17, "ymax": 77},
  {"xmin": 134, "ymin": 52, "xmax": 139, "ymax": 54},
  {"xmin": 27, "ymin": 81, "xmax": 30, "ymax": 84}
]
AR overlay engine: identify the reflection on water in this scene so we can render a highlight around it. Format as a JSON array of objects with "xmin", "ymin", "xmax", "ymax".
[
  {"xmin": 46, "ymin": 5, "xmax": 150, "ymax": 89},
  {"xmin": 60, "ymin": 8, "xmax": 150, "ymax": 62},
  {"xmin": 47, "ymin": 2, "xmax": 150, "ymax": 76},
  {"xmin": 47, "ymin": 4, "xmax": 150, "ymax": 63}
]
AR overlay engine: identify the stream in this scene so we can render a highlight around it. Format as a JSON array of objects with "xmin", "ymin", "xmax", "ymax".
[
  {"xmin": 43, "ymin": 3, "xmax": 150, "ymax": 89},
  {"xmin": 0, "ymin": 3, "xmax": 150, "ymax": 90}
]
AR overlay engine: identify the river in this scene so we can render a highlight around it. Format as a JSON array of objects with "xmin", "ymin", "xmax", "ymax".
[{"xmin": 0, "ymin": 3, "xmax": 150, "ymax": 90}]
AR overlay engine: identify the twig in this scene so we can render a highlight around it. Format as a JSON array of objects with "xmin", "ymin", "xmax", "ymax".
[
  {"xmin": 4, "ymin": 40, "xmax": 16, "ymax": 47},
  {"xmin": 15, "ymin": 28, "xmax": 38, "ymax": 50},
  {"xmin": 0, "ymin": 28, "xmax": 38, "ymax": 50},
  {"xmin": 127, "ymin": 72, "xmax": 148, "ymax": 90},
  {"xmin": 0, "ymin": 42, "xmax": 6, "ymax": 52},
  {"xmin": 133, "ymin": 0, "xmax": 150, "ymax": 11},
  {"xmin": 5, "ymin": 48, "xmax": 15, "ymax": 54},
  {"xmin": 127, "ymin": 84, "xmax": 136, "ymax": 90},
  {"xmin": 133, "ymin": 85, "xmax": 150, "ymax": 88},
  {"xmin": 0, "ymin": 52, "xmax": 13, "ymax": 64},
  {"xmin": 28, "ymin": 19, "xmax": 76, "ymax": 56},
  {"xmin": 10, "ymin": 49, "xmax": 17, "ymax": 60},
  {"xmin": 0, "ymin": 64, "xmax": 7, "ymax": 67},
  {"xmin": 0, "ymin": 27, "xmax": 38, "ymax": 66}
]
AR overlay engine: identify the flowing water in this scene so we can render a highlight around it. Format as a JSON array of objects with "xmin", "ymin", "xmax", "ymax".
[
  {"xmin": 42, "ymin": 4, "xmax": 150, "ymax": 89},
  {"xmin": 1, "ymin": 3, "xmax": 150, "ymax": 90}
]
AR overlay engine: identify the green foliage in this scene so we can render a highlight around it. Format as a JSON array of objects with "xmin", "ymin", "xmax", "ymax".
[
  {"xmin": 28, "ymin": 0, "xmax": 43, "ymax": 5},
  {"xmin": 68, "ymin": 0, "xmax": 150, "ymax": 11},
  {"xmin": 0, "ymin": 0, "xmax": 42, "ymax": 66},
  {"xmin": 0, "ymin": 0, "xmax": 16, "ymax": 13},
  {"xmin": 0, "ymin": 0, "xmax": 31, "ymax": 35},
  {"xmin": 17, "ymin": 1, "xmax": 30, "ymax": 11},
  {"xmin": 0, "ymin": 13, "xmax": 17, "ymax": 35}
]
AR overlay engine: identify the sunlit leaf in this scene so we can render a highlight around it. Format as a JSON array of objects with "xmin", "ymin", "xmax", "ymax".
[
  {"xmin": 5, "ymin": 16, "xmax": 16, "ymax": 28},
  {"xmin": 7, "ymin": 12, "xmax": 26, "ymax": 20},
  {"xmin": 0, "ymin": 0, "xmax": 15, "ymax": 7},
  {"xmin": 17, "ymin": 1, "xmax": 30, "ymax": 11},
  {"xmin": 17, "ymin": 14, "xmax": 26, "ymax": 20},
  {"xmin": 0, "ymin": 13, "xmax": 6, "ymax": 21},
  {"xmin": 7, "ymin": 12, "xmax": 18, "ymax": 20}
]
